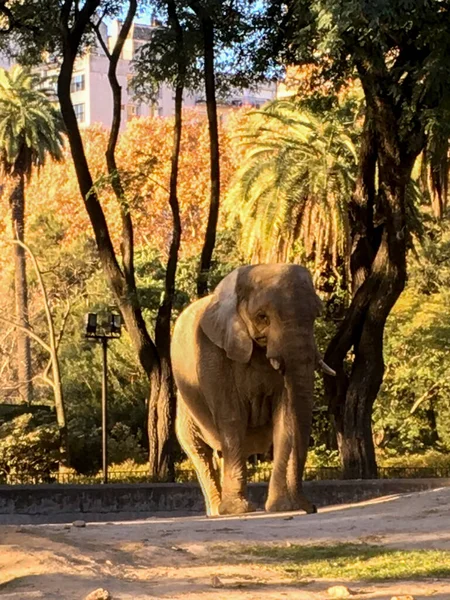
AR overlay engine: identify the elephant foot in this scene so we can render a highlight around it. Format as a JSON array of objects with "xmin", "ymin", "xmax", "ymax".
[
  {"xmin": 291, "ymin": 495, "xmax": 317, "ymax": 514},
  {"xmin": 206, "ymin": 504, "xmax": 221, "ymax": 518},
  {"xmin": 219, "ymin": 496, "xmax": 256, "ymax": 515},
  {"xmin": 266, "ymin": 494, "xmax": 317, "ymax": 514},
  {"xmin": 265, "ymin": 495, "xmax": 293, "ymax": 513},
  {"xmin": 205, "ymin": 495, "xmax": 222, "ymax": 517}
]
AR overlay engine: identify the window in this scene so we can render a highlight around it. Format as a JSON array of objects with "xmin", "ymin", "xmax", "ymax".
[
  {"xmin": 71, "ymin": 73, "xmax": 85, "ymax": 93},
  {"xmin": 73, "ymin": 103, "xmax": 85, "ymax": 123}
]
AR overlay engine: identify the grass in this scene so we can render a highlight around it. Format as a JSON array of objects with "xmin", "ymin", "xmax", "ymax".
[{"xmin": 238, "ymin": 543, "xmax": 450, "ymax": 581}]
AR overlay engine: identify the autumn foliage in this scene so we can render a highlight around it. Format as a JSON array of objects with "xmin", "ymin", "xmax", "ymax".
[{"xmin": 0, "ymin": 109, "xmax": 246, "ymax": 270}]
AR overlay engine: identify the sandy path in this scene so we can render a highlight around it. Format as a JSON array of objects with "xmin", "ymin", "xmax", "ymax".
[{"xmin": 1, "ymin": 487, "xmax": 450, "ymax": 599}]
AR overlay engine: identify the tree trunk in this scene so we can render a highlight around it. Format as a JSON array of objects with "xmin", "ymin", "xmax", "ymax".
[
  {"xmin": 424, "ymin": 399, "xmax": 440, "ymax": 446},
  {"xmin": 19, "ymin": 238, "xmax": 70, "ymax": 463},
  {"xmin": 324, "ymin": 89, "xmax": 418, "ymax": 478},
  {"xmin": 153, "ymin": 55, "xmax": 184, "ymax": 480},
  {"xmin": 191, "ymin": 4, "xmax": 220, "ymax": 297},
  {"xmin": 97, "ymin": 1, "xmax": 175, "ymax": 477},
  {"xmin": 349, "ymin": 113, "xmax": 379, "ymax": 294},
  {"xmin": 332, "ymin": 232, "xmax": 406, "ymax": 478},
  {"xmin": 57, "ymin": 6, "xmax": 170, "ymax": 479},
  {"xmin": 10, "ymin": 172, "xmax": 32, "ymax": 403},
  {"xmin": 58, "ymin": 57, "xmax": 158, "ymax": 375}
]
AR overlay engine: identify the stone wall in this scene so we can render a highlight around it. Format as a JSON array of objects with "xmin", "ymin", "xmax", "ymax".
[{"xmin": 0, "ymin": 478, "xmax": 449, "ymax": 524}]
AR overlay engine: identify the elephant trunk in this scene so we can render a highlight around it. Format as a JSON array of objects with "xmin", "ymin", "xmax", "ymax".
[
  {"xmin": 268, "ymin": 327, "xmax": 316, "ymax": 491},
  {"xmin": 266, "ymin": 329, "xmax": 318, "ymax": 512},
  {"xmin": 283, "ymin": 350, "xmax": 315, "ymax": 490}
]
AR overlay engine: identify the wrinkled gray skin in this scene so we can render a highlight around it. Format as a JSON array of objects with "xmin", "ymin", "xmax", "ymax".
[{"xmin": 171, "ymin": 264, "xmax": 329, "ymax": 516}]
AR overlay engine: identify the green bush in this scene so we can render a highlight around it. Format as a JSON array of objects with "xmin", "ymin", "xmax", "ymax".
[
  {"xmin": 377, "ymin": 449, "xmax": 450, "ymax": 470},
  {"xmin": 0, "ymin": 412, "xmax": 60, "ymax": 483}
]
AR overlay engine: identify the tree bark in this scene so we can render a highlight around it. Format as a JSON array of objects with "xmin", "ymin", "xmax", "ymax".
[
  {"xmin": 324, "ymin": 84, "xmax": 419, "ymax": 478},
  {"xmin": 190, "ymin": 1, "xmax": 220, "ymax": 297},
  {"xmin": 349, "ymin": 113, "xmax": 379, "ymax": 294},
  {"xmin": 10, "ymin": 172, "xmax": 32, "ymax": 403}
]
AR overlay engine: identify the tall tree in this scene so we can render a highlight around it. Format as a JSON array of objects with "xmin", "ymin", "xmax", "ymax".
[
  {"xmin": 129, "ymin": 0, "xmax": 188, "ymax": 474},
  {"xmin": 57, "ymin": 1, "xmax": 179, "ymax": 478},
  {"xmin": 0, "ymin": 239, "xmax": 69, "ymax": 461},
  {"xmin": 188, "ymin": 0, "xmax": 221, "ymax": 297},
  {"xmin": 0, "ymin": 0, "xmax": 178, "ymax": 478},
  {"xmin": 257, "ymin": 0, "xmax": 450, "ymax": 477},
  {"xmin": 0, "ymin": 65, "xmax": 64, "ymax": 404},
  {"xmin": 152, "ymin": 0, "xmax": 186, "ymax": 475},
  {"xmin": 133, "ymin": 0, "xmax": 273, "ymax": 297}
]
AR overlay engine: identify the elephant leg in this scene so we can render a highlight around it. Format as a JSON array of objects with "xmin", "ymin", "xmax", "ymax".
[
  {"xmin": 286, "ymin": 448, "xmax": 317, "ymax": 514},
  {"xmin": 176, "ymin": 409, "xmax": 221, "ymax": 517},
  {"xmin": 266, "ymin": 428, "xmax": 317, "ymax": 514},
  {"xmin": 265, "ymin": 403, "xmax": 292, "ymax": 512},
  {"xmin": 219, "ymin": 426, "xmax": 255, "ymax": 515}
]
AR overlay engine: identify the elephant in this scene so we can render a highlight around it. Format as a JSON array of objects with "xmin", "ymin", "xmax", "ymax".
[{"xmin": 171, "ymin": 263, "xmax": 334, "ymax": 516}]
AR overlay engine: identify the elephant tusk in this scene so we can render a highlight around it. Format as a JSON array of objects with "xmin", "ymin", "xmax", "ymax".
[
  {"xmin": 269, "ymin": 358, "xmax": 281, "ymax": 371},
  {"xmin": 318, "ymin": 359, "xmax": 336, "ymax": 376}
]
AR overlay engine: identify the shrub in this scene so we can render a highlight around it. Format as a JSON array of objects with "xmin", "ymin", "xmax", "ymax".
[{"xmin": 0, "ymin": 411, "xmax": 60, "ymax": 483}]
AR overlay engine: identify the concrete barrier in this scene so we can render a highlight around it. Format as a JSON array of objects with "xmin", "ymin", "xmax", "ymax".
[{"xmin": 1, "ymin": 478, "xmax": 449, "ymax": 524}]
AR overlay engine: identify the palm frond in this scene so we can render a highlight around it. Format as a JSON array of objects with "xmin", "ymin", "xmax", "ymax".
[
  {"xmin": 0, "ymin": 65, "xmax": 64, "ymax": 178},
  {"xmin": 225, "ymin": 100, "xmax": 359, "ymax": 277}
]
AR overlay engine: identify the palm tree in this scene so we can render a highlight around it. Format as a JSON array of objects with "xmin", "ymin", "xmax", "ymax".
[
  {"xmin": 0, "ymin": 65, "xmax": 64, "ymax": 403},
  {"xmin": 225, "ymin": 99, "xmax": 360, "ymax": 285}
]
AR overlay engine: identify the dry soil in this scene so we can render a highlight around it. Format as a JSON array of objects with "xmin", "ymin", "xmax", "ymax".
[{"xmin": 1, "ymin": 486, "xmax": 450, "ymax": 599}]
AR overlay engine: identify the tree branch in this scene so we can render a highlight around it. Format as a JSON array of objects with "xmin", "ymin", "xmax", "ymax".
[
  {"xmin": 410, "ymin": 383, "xmax": 440, "ymax": 415},
  {"xmin": 0, "ymin": 314, "xmax": 51, "ymax": 354},
  {"xmin": 0, "ymin": 2, "xmax": 41, "ymax": 34},
  {"xmin": 13, "ymin": 239, "xmax": 58, "ymax": 358},
  {"xmin": 92, "ymin": 12, "xmax": 111, "ymax": 60},
  {"xmin": 100, "ymin": 0, "xmax": 138, "ymax": 286},
  {"xmin": 56, "ymin": 300, "xmax": 71, "ymax": 351}
]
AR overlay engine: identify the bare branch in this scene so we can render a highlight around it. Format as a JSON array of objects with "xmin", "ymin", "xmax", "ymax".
[
  {"xmin": 410, "ymin": 383, "xmax": 440, "ymax": 414},
  {"xmin": 7, "ymin": 238, "xmax": 68, "ymax": 455},
  {"xmin": 0, "ymin": 371, "xmax": 55, "ymax": 391},
  {"xmin": 92, "ymin": 12, "xmax": 111, "ymax": 60},
  {"xmin": 36, "ymin": 374, "xmax": 56, "ymax": 389},
  {"xmin": 12, "ymin": 239, "xmax": 58, "ymax": 358},
  {"xmin": 101, "ymin": 0, "xmax": 137, "ymax": 283},
  {"xmin": 42, "ymin": 357, "xmax": 52, "ymax": 381},
  {"xmin": 0, "ymin": 313, "xmax": 52, "ymax": 353},
  {"xmin": 0, "ymin": 356, "xmax": 12, "ymax": 379},
  {"xmin": 0, "ymin": 324, "xmax": 15, "ymax": 345},
  {"xmin": 56, "ymin": 301, "xmax": 71, "ymax": 351}
]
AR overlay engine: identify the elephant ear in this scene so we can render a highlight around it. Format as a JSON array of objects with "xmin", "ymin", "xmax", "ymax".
[{"xmin": 200, "ymin": 268, "xmax": 253, "ymax": 363}]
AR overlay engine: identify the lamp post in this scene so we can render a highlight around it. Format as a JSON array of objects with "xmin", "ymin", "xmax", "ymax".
[{"xmin": 85, "ymin": 311, "xmax": 122, "ymax": 484}]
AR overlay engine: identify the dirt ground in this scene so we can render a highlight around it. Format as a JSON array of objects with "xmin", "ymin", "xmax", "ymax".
[{"xmin": 1, "ymin": 487, "xmax": 450, "ymax": 600}]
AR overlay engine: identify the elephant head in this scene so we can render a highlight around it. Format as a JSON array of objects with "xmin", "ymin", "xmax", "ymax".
[{"xmin": 200, "ymin": 264, "xmax": 330, "ymax": 373}]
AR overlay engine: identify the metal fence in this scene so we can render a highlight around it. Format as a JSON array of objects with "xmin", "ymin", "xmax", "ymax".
[{"xmin": 2, "ymin": 464, "xmax": 450, "ymax": 485}]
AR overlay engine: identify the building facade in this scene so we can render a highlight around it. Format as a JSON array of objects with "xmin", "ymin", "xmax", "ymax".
[{"xmin": 37, "ymin": 20, "xmax": 277, "ymax": 130}]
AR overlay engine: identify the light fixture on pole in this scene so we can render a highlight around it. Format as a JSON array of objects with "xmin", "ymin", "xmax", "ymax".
[{"xmin": 84, "ymin": 311, "xmax": 122, "ymax": 484}]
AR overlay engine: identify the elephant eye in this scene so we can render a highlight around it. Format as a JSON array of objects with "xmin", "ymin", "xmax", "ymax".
[{"xmin": 255, "ymin": 312, "xmax": 269, "ymax": 327}]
